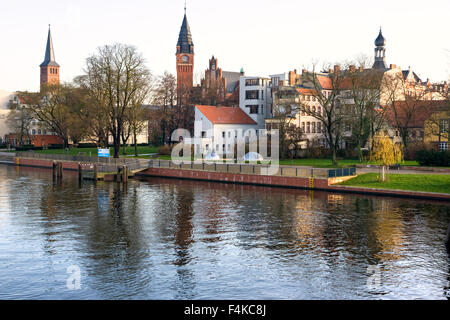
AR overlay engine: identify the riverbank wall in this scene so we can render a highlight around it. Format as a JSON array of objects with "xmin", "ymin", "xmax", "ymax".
[{"xmin": 136, "ymin": 166, "xmax": 450, "ymax": 202}]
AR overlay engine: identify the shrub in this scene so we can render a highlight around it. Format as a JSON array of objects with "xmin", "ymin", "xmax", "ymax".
[
  {"xmin": 48, "ymin": 144, "xmax": 64, "ymax": 150},
  {"xmin": 77, "ymin": 143, "xmax": 98, "ymax": 148},
  {"xmin": 404, "ymin": 142, "xmax": 431, "ymax": 161},
  {"xmin": 416, "ymin": 149, "xmax": 450, "ymax": 167}
]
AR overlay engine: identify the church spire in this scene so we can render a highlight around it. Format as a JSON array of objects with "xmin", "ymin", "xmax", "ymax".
[
  {"xmin": 176, "ymin": 6, "xmax": 194, "ymax": 54},
  {"xmin": 40, "ymin": 25, "xmax": 59, "ymax": 67},
  {"xmin": 372, "ymin": 27, "xmax": 387, "ymax": 69}
]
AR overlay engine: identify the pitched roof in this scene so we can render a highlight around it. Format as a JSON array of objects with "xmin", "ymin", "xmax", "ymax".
[
  {"xmin": 177, "ymin": 14, "xmax": 194, "ymax": 54},
  {"xmin": 316, "ymin": 75, "xmax": 332, "ymax": 90},
  {"xmin": 196, "ymin": 105, "xmax": 257, "ymax": 125},
  {"xmin": 296, "ymin": 88, "xmax": 318, "ymax": 96},
  {"xmin": 383, "ymin": 100, "xmax": 449, "ymax": 128},
  {"xmin": 40, "ymin": 27, "xmax": 59, "ymax": 67}
]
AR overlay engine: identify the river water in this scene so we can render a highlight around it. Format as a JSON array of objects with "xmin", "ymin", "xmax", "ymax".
[{"xmin": 0, "ymin": 164, "xmax": 449, "ymax": 300}]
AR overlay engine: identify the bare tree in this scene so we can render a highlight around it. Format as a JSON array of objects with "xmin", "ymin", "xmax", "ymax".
[
  {"xmin": 6, "ymin": 98, "xmax": 33, "ymax": 147},
  {"xmin": 299, "ymin": 64, "xmax": 348, "ymax": 165},
  {"xmin": 84, "ymin": 44, "xmax": 152, "ymax": 158},
  {"xmin": 382, "ymin": 70, "xmax": 430, "ymax": 149},
  {"xmin": 25, "ymin": 83, "xmax": 89, "ymax": 148},
  {"xmin": 345, "ymin": 66, "xmax": 385, "ymax": 161},
  {"xmin": 151, "ymin": 72, "xmax": 177, "ymax": 145}
]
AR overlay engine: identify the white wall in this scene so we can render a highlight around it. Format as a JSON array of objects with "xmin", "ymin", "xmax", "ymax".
[{"xmin": 194, "ymin": 107, "xmax": 259, "ymax": 157}]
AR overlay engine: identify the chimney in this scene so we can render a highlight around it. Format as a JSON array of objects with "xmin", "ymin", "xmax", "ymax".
[
  {"xmin": 359, "ymin": 67, "xmax": 364, "ymax": 72},
  {"xmin": 349, "ymin": 65, "xmax": 356, "ymax": 73},
  {"xmin": 302, "ymin": 69, "xmax": 307, "ymax": 75},
  {"xmin": 334, "ymin": 65, "xmax": 340, "ymax": 73},
  {"xmin": 390, "ymin": 64, "xmax": 397, "ymax": 69}
]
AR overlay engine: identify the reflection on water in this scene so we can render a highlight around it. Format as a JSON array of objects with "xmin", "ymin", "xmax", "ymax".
[{"xmin": 0, "ymin": 164, "xmax": 449, "ymax": 300}]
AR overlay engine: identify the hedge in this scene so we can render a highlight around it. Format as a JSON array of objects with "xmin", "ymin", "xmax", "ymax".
[{"xmin": 416, "ymin": 149, "xmax": 450, "ymax": 167}]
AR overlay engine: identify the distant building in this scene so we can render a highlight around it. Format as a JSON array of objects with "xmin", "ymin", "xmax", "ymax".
[
  {"xmin": 176, "ymin": 8, "xmax": 194, "ymax": 93},
  {"xmin": 197, "ymin": 56, "xmax": 242, "ymax": 107},
  {"xmin": 40, "ymin": 25, "xmax": 60, "ymax": 92},
  {"xmin": 239, "ymin": 76, "xmax": 273, "ymax": 129}
]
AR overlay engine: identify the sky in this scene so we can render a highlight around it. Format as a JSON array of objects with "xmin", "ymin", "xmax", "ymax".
[{"xmin": 1, "ymin": 0, "xmax": 449, "ymax": 92}]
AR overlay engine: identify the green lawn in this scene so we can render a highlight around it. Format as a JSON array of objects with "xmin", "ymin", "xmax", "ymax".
[
  {"xmin": 338, "ymin": 173, "xmax": 450, "ymax": 194},
  {"xmin": 278, "ymin": 159, "xmax": 418, "ymax": 168}
]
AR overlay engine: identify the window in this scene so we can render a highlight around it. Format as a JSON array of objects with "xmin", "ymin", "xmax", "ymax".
[
  {"xmin": 317, "ymin": 122, "xmax": 322, "ymax": 133},
  {"xmin": 312, "ymin": 106, "xmax": 316, "ymax": 114},
  {"xmin": 439, "ymin": 142, "xmax": 448, "ymax": 151},
  {"xmin": 246, "ymin": 90, "xmax": 259, "ymax": 100},
  {"xmin": 38, "ymin": 129, "xmax": 42, "ymax": 135},
  {"xmin": 312, "ymin": 122, "xmax": 316, "ymax": 133},
  {"xmin": 301, "ymin": 122, "xmax": 305, "ymax": 133},
  {"xmin": 440, "ymin": 119, "xmax": 449, "ymax": 134},
  {"xmin": 216, "ymin": 144, "xmax": 219, "ymax": 151},
  {"xmin": 248, "ymin": 105, "xmax": 259, "ymax": 114},
  {"xmin": 307, "ymin": 122, "xmax": 310, "ymax": 133},
  {"xmin": 206, "ymin": 144, "xmax": 209, "ymax": 151},
  {"xmin": 245, "ymin": 79, "xmax": 259, "ymax": 86},
  {"xmin": 222, "ymin": 132, "xmax": 226, "ymax": 138},
  {"xmin": 202, "ymin": 131, "xmax": 206, "ymax": 138},
  {"xmin": 32, "ymin": 129, "xmax": 36, "ymax": 135}
]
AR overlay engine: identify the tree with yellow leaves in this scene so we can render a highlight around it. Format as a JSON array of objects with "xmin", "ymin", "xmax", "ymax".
[{"xmin": 370, "ymin": 133, "xmax": 403, "ymax": 182}]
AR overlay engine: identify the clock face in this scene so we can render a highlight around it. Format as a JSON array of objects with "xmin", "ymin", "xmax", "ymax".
[
  {"xmin": 212, "ymin": 64, "xmax": 216, "ymax": 70},
  {"xmin": 182, "ymin": 56, "xmax": 189, "ymax": 63}
]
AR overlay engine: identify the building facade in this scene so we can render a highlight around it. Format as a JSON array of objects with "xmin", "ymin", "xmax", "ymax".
[{"xmin": 239, "ymin": 76, "xmax": 273, "ymax": 129}]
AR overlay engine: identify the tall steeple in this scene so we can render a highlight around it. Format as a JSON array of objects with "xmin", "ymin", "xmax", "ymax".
[
  {"xmin": 176, "ymin": 5, "xmax": 194, "ymax": 92},
  {"xmin": 40, "ymin": 25, "xmax": 60, "ymax": 91},
  {"xmin": 372, "ymin": 28, "xmax": 387, "ymax": 70}
]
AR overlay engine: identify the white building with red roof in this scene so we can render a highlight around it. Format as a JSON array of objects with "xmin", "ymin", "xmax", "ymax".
[{"xmin": 194, "ymin": 105, "xmax": 259, "ymax": 156}]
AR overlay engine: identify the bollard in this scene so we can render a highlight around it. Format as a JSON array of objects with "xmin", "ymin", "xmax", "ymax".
[
  {"xmin": 78, "ymin": 163, "xmax": 82, "ymax": 181},
  {"xmin": 117, "ymin": 166, "xmax": 122, "ymax": 183},
  {"xmin": 53, "ymin": 161, "xmax": 57, "ymax": 179},
  {"xmin": 94, "ymin": 164, "xmax": 98, "ymax": 181},
  {"xmin": 123, "ymin": 166, "xmax": 128, "ymax": 183}
]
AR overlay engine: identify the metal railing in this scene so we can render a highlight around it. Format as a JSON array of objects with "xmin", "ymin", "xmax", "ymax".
[{"xmin": 146, "ymin": 159, "xmax": 356, "ymax": 179}]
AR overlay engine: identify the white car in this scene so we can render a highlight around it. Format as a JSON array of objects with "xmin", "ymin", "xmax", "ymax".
[
  {"xmin": 204, "ymin": 152, "xmax": 221, "ymax": 161},
  {"xmin": 241, "ymin": 152, "xmax": 264, "ymax": 162}
]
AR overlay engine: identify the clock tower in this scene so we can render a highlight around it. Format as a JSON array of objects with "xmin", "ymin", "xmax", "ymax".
[{"xmin": 176, "ymin": 7, "xmax": 194, "ymax": 92}]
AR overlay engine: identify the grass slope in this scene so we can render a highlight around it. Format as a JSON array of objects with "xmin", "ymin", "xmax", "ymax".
[{"xmin": 338, "ymin": 173, "xmax": 450, "ymax": 194}]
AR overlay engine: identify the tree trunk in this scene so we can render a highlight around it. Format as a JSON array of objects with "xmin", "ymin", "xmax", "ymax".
[{"xmin": 134, "ymin": 132, "xmax": 138, "ymax": 157}]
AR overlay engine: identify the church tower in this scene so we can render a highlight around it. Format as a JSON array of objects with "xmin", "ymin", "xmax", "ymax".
[
  {"xmin": 372, "ymin": 28, "xmax": 387, "ymax": 70},
  {"xmin": 176, "ymin": 6, "xmax": 194, "ymax": 92},
  {"xmin": 40, "ymin": 25, "xmax": 60, "ymax": 91}
]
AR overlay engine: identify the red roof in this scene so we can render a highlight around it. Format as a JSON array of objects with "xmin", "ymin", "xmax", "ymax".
[
  {"xmin": 383, "ymin": 100, "xmax": 448, "ymax": 128},
  {"xmin": 296, "ymin": 88, "xmax": 318, "ymax": 95},
  {"xmin": 317, "ymin": 76, "xmax": 332, "ymax": 90},
  {"xmin": 196, "ymin": 105, "xmax": 257, "ymax": 125}
]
